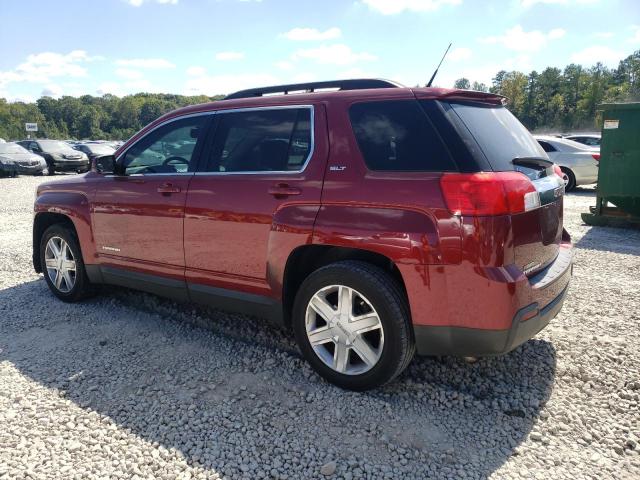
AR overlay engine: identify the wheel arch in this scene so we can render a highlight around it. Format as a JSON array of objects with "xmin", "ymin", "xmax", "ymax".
[
  {"xmin": 281, "ymin": 245, "xmax": 408, "ymax": 328},
  {"xmin": 33, "ymin": 212, "xmax": 78, "ymax": 272}
]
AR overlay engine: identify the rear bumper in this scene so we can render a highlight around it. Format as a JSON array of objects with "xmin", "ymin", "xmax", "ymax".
[
  {"xmin": 404, "ymin": 239, "xmax": 573, "ymax": 357},
  {"xmin": 414, "ymin": 284, "xmax": 569, "ymax": 356}
]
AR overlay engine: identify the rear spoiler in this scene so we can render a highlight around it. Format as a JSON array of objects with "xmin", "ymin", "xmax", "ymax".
[{"xmin": 413, "ymin": 88, "xmax": 506, "ymax": 105}]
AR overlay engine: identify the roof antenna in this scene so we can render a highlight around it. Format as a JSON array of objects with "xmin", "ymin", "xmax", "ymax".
[{"xmin": 426, "ymin": 42, "xmax": 452, "ymax": 88}]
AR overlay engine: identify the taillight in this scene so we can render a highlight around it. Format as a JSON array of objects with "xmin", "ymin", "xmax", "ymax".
[
  {"xmin": 553, "ymin": 164, "xmax": 563, "ymax": 177},
  {"xmin": 440, "ymin": 172, "xmax": 540, "ymax": 216},
  {"xmin": 592, "ymin": 153, "xmax": 600, "ymax": 162}
]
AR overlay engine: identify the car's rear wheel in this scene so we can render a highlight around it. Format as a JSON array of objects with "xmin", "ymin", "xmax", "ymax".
[
  {"xmin": 561, "ymin": 167, "xmax": 576, "ymax": 191},
  {"xmin": 292, "ymin": 261, "xmax": 414, "ymax": 391},
  {"xmin": 40, "ymin": 224, "xmax": 93, "ymax": 302}
]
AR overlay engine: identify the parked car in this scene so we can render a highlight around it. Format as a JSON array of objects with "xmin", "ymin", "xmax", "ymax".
[
  {"xmin": 563, "ymin": 133, "xmax": 601, "ymax": 147},
  {"xmin": 0, "ymin": 142, "xmax": 47, "ymax": 176},
  {"xmin": 105, "ymin": 140, "xmax": 125, "ymax": 150},
  {"xmin": 74, "ymin": 142, "xmax": 116, "ymax": 161},
  {"xmin": 17, "ymin": 139, "xmax": 90, "ymax": 175},
  {"xmin": 535, "ymin": 135, "xmax": 599, "ymax": 191},
  {"xmin": 32, "ymin": 79, "xmax": 572, "ymax": 390}
]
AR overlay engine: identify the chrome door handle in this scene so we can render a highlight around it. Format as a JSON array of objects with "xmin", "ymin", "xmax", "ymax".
[
  {"xmin": 157, "ymin": 183, "xmax": 181, "ymax": 194},
  {"xmin": 268, "ymin": 183, "xmax": 302, "ymax": 198}
]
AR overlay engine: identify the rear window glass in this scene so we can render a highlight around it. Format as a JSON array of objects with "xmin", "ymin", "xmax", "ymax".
[
  {"xmin": 349, "ymin": 100, "xmax": 456, "ymax": 172},
  {"xmin": 447, "ymin": 102, "xmax": 545, "ymax": 171}
]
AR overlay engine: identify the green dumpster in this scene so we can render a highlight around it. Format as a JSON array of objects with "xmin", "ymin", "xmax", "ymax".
[{"xmin": 582, "ymin": 102, "xmax": 640, "ymax": 228}]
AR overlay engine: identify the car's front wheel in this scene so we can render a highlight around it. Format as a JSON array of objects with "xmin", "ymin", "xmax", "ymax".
[
  {"xmin": 40, "ymin": 224, "xmax": 93, "ymax": 302},
  {"xmin": 292, "ymin": 261, "xmax": 415, "ymax": 391}
]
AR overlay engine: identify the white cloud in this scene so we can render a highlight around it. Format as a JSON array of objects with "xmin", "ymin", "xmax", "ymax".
[
  {"xmin": 115, "ymin": 68, "xmax": 144, "ymax": 79},
  {"xmin": 184, "ymin": 73, "xmax": 279, "ymax": 96},
  {"xmin": 275, "ymin": 61, "xmax": 294, "ymax": 71},
  {"xmin": 215, "ymin": 51, "xmax": 245, "ymax": 61},
  {"xmin": 520, "ymin": 0, "xmax": 599, "ymax": 7},
  {"xmin": 629, "ymin": 25, "xmax": 640, "ymax": 44},
  {"xmin": 480, "ymin": 25, "xmax": 565, "ymax": 52},
  {"xmin": 126, "ymin": 0, "xmax": 178, "ymax": 6},
  {"xmin": 593, "ymin": 32, "xmax": 614, "ymax": 39},
  {"xmin": 570, "ymin": 46, "xmax": 624, "ymax": 67},
  {"xmin": 16, "ymin": 50, "xmax": 96, "ymax": 81},
  {"xmin": 293, "ymin": 44, "xmax": 377, "ymax": 65},
  {"xmin": 449, "ymin": 47, "xmax": 472, "ymax": 61},
  {"xmin": 186, "ymin": 66, "xmax": 207, "ymax": 76},
  {"xmin": 361, "ymin": 0, "xmax": 461, "ymax": 15},
  {"xmin": 0, "ymin": 50, "xmax": 100, "ymax": 98},
  {"xmin": 281, "ymin": 27, "xmax": 341, "ymax": 41},
  {"xmin": 115, "ymin": 58, "xmax": 175, "ymax": 68}
]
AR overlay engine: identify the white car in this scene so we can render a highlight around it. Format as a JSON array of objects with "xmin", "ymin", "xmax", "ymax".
[{"xmin": 535, "ymin": 135, "xmax": 599, "ymax": 191}]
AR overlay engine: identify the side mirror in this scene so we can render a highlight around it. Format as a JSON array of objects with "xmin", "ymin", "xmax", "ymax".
[{"xmin": 93, "ymin": 155, "xmax": 115, "ymax": 174}]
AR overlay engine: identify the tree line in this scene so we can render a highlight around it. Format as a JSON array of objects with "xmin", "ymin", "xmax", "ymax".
[
  {"xmin": 0, "ymin": 50, "xmax": 638, "ymax": 141},
  {"xmin": 0, "ymin": 93, "xmax": 224, "ymax": 141},
  {"xmin": 453, "ymin": 50, "xmax": 640, "ymax": 132}
]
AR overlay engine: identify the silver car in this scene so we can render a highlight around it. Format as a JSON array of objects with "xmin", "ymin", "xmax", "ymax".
[
  {"xmin": 535, "ymin": 135, "xmax": 599, "ymax": 191},
  {"xmin": 563, "ymin": 133, "xmax": 601, "ymax": 147},
  {"xmin": 0, "ymin": 142, "xmax": 47, "ymax": 176}
]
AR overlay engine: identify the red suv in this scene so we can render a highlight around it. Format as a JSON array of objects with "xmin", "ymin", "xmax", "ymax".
[{"xmin": 33, "ymin": 79, "xmax": 572, "ymax": 390}]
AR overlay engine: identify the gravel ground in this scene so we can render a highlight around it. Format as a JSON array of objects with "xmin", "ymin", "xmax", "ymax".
[{"xmin": 0, "ymin": 175, "xmax": 638, "ymax": 480}]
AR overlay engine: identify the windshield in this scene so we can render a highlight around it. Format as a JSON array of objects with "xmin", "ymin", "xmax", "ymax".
[
  {"xmin": 562, "ymin": 138, "xmax": 599, "ymax": 151},
  {"xmin": 38, "ymin": 140, "xmax": 75, "ymax": 152},
  {"xmin": 0, "ymin": 143, "xmax": 29, "ymax": 154},
  {"xmin": 85, "ymin": 144, "xmax": 115, "ymax": 154},
  {"xmin": 446, "ymin": 101, "xmax": 546, "ymax": 171}
]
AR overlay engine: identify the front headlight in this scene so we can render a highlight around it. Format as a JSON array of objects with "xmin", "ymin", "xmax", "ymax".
[
  {"xmin": 51, "ymin": 153, "xmax": 64, "ymax": 160},
  {"xmin": 0, "ymin": 156, "xmax": 14, "ymax": 165}
]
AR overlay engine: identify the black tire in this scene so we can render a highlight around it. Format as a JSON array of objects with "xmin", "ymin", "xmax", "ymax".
[
  {"xmin": 40, "ymin": 224, "xmax": 94, "ymax": 302},
  {"xmin": 561, "ymin": 167, "xmax": 576, "ymax": 191},
  {"xmin": 292, "ymin": 260, "xmax": 415, "ymax": 391}
]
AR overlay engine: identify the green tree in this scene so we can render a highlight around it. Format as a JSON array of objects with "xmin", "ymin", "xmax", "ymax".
[{"xmin": 453, "ymin": 78, "xmax": 471, "ymax": 89}]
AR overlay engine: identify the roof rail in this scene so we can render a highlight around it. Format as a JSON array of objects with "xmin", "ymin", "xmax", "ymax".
[{"xmin": 224, "ymin": 78, "xmax": 403, "ymax": 100}]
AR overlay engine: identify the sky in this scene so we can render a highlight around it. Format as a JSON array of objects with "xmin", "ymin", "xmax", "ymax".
[{"xmin": 0, "ymin": 0, "xmax": 639, "ymax": 102}]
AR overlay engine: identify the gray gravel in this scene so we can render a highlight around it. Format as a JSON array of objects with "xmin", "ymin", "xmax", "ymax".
[{"xmin": 1, "ymin": 175, "xmax": 639, "ymax": 480}]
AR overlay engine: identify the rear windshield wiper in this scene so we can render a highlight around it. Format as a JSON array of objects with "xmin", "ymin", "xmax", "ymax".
[{"xmin": 512, "ymin": 156, "xmax": 553, "ymax": 169}]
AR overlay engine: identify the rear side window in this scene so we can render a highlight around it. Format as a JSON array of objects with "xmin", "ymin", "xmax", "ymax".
[
  {"xmin": 349, "ymin": 100, "xmax": 456, "ymax": 172},
  {"xmin": 446, "ymin": 102, "xmax": 546, "ymax": 171},
  {"xmin": 204, "ymin": 108, "xmax": 312, "ymax": 173},
  {"xmin": 538, "ymin": 140, "xmax": 556, "ymax": 153}
]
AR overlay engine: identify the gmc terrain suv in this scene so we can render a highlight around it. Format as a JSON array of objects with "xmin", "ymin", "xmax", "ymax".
[{"xmin": 33, "ymin": 79, "xmax": 572, "ymax": 390}]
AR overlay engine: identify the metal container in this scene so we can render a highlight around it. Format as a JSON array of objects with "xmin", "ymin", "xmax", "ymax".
[{"xmin": 582, "ymin": 102, "xmax": 640, "ymax": 228}]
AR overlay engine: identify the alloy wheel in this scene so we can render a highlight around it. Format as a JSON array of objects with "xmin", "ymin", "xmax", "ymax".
[
  {"xmin": 45, "ymin": 236, "xmax": 77, "ymax": 293},
  {"xmin": 305, "ymin": 285, "xmax": 384, "ymax": 375}
]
